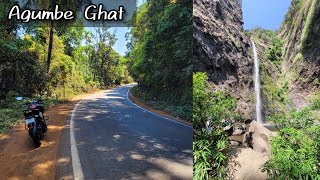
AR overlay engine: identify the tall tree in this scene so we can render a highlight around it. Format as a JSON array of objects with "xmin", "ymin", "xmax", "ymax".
[
  {"xmin": 127, "ymin": 0, "xmax": 192, "ymax": 106},
  {"xmin": 95, "ymin": 27, "xmax": 117, "ymax": 85},
  {"xmin": 23, "ymin": 0, "xmax": 92, "ymax": 72}
]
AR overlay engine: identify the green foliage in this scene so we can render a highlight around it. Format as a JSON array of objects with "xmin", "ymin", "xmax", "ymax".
[
  {"xmin": 293, "ymin": 53, "xmax": 303, "ymax": 64},
  {"xmin": 266, "ymin": 38, "xmax": 284, "ymax": 68},
  {"xmin": 0, "ymin": 0, "xmax": 133, "ymax": 132},
  {"xmin": 263, "ymin": 126, "xmax": 320, "ymax": 179},
  {"xmin": 193, "ymin": 130, "xmax": 228, "ymax": 180},
  {"xmin": 127, "ymin": 0, "xmax": 192, "ymax": 118},
  {"xmin": 261, "ymin": 73, "xmax": 289, "ymax": 112},
  {"xmin": 268, "ymin": 108, "xmax": 314, "ymax": 130},
  {"xmin": 0, "ymin": 91, "xmax": 60, "ymax": 133},
  {"xmin": 131, "ymin": 86, "xmax": 192, "ymax": 120},
  {"xmin": 193, "ymin": 72, "xmax": 238, "ymax": 129},
  {"xmin": 193, "ymin": 72, "xmax": 238, "ymax": 179},
  {"xmin": 247, "ymin": 28, "xmax": 276, "ymax": 45},
  {"xmin": 284, "ymin": 0, "xmax": 303, "ymax": 26},
  {"xmin": 310, "ymin": 93, "xmax": 320, "ymax": 110},
  {"xmin": 301, "ymin": 0, "xmax": 318, "ymax": 52},
  {"xmin": 263, "ymin": 106, "xmax": 320, "ymax": 179}
]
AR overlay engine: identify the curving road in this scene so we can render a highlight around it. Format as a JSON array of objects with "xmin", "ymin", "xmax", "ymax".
[{"xmin": 56, "ymin": 84, "xmax": 193, "ymax": 180}]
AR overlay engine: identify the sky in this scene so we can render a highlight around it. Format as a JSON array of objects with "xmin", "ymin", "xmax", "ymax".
[
  {"xmin": 85, "ymin": 0, "xmax": 145, "ymax": 56},
  {"xmin": 85, "ymin": 27, "xmax": 129, "ymax": 56},
  {"xmin": 242, "ymin": 0, "xmax": 292, "ymax": 30},
  {"xmin": 109, "ymin": 0, "xmax": 292, "ymax": 55}
]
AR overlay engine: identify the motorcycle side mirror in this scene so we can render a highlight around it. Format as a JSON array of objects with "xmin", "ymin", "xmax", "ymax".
[{"xmin": 16, "ymin": 97, "xmax": 23, "ymax": 101}]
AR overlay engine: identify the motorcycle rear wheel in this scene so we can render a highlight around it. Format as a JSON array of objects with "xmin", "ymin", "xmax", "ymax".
[{"xmin": 32, "ymin": 132, "xmax": 41, "ymax": 147}]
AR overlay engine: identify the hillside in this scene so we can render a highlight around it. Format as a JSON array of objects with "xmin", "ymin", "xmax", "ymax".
[
  {"xmin": 193, "ymin": 0, "xmax": 320, "ymax": 179},
  {"xmin": 279, "ymin": 0, "xmax": 320, "ymax": 108},
  {"xmin": 193, "ymin": 0, "xmax": 254, "ymax": 119}
]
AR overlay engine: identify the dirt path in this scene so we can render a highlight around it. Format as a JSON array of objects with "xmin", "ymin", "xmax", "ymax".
[{"xmin": 0, "ymin": 91, "xmax": 104, "ymax": 180}]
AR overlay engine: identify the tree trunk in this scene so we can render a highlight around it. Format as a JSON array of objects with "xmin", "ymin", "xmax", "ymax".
[
  {"xmin": 100, "ymin": 54, "xmax": 105, "ymax": 84},
  {"xmin": 47, "ymin": 0, "xmax": 56, "ymax": 73},
  {"xmin": 47, "ymin": 21, "xmax": 54, "ymax": 72}
]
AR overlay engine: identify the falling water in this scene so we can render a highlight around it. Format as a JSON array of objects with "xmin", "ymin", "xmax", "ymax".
[{"xmin": 251, "ymin": 40, "xmax": 263, "ymax": 124}]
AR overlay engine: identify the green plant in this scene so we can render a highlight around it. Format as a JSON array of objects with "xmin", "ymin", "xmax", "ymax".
[
  {"xmin": 284, "ymin": 0, "xmax": 303, "ymax": 26},
  {"xmin": 193, "ymin": 72, "xmax": 238, "ymax": 179},
  {"xmin": 127, "ymin": 1, "xmax": 192, "ymax": 110},
  {"xmin": 262, "ymin": 125, "xmax": 320, "ymax": 179},
  {"xmin": 301, "ymin": 0, "xmax": 318, "ymax": 52},
  {"xmin": 263, "ymin": 106, "xmax": 320, "ymax": 179},
  {"xmin": 293, "ymin": 53, "xmax": 303, "ymax": 64},
  {"xmin": 131, "ymin": 86, "xmax": 192, "ymax": 121},
  {"xmin": 266, "ymin": 38, "xmax": 283, "ymax": 68},
  {"xmin": 193, "ymin": 130, "xmax": 228, "ymax": 180},
  {"xmin": 310, "ymin": 93, "xmax": 320, "ymax": 110}
]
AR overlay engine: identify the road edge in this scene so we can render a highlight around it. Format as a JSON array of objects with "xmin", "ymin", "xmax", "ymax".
[
  {"xmin": 70, "ymin": 100, "xmax": 85, "ymax": 180},
  {"xmin": 126, "ymin": 86, "xmax": 193, "ymax": 128}
]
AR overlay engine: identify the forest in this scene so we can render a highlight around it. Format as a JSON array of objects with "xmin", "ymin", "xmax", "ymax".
[
  {"xmin": 127, "ymin": 0, "xmax": 192, "ymax": 120},
  {"xmin": 0, "ymin": 0, "xmax": 192, "ymax": 133}
]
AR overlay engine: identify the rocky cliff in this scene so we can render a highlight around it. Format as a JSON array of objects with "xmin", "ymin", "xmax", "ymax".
[
  {"xmin": 193, "ymin": 0, "xmax": 254, "ymax": 119},
  {"xmin": 279, "ymin": 0, "xmax": 320, "ymax": 108}
]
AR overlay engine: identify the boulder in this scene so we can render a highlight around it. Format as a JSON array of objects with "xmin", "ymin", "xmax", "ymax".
[
  {"xmin": 246, "ymin": 121, "xmax": 273, "ymax": 156},
  {"xmin": 230, "ymin": 140, "xmax": 241, "ymax": 147},
  {"xmin": 232, "ymin": 123, "xmax": 246, "ymax": 136},
  {"xmin": 229, "ymin": 134, "xmax": 245, "ymax": 143}
]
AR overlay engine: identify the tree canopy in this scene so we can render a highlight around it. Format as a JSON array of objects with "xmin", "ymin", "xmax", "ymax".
[{"xmin": 126, "ymin": 0, "xmax": 192, "ymax": 119}]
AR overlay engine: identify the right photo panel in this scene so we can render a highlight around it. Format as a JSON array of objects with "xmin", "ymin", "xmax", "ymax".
[{"xmin": 193, "ymin": 0, "xmax": 320, "ymax": 179}]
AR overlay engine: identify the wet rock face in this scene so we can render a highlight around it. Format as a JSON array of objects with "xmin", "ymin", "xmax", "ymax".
[{"xmin": 193, "ymin": 0, "xmax": 254, "ymax": 119}]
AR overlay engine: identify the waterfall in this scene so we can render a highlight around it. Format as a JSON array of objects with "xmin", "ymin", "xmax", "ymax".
[{"xmin": 251, "ymin": 40, "xmax": 263, "ymax": 124}]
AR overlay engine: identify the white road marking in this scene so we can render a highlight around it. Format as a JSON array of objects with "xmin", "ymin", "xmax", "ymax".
[
  {"xmin": 70, "ymin": 100, "xmax": 85, "ymax": 180},
  {"xmin": 125, "ymin": 86, "xmax": 193, "ymax": 129},
  {"xmin": 69, "ymin": 84, "xmax": 191, "ymax": 180}
]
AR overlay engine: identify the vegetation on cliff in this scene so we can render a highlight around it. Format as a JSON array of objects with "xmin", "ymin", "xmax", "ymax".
[
  {"xmin": 262, "ymin": 99, "xmax": 320, "ymax": 179},
  {"xmin": 194, "ymin": 0, "xmax": 320, "ymax": 178},
  {"xmin": 127, "ymin": 0, "xmax": 192, "ymax": 120},
  {"xmin": 193, "ymin": 72, "xmax": 240, "ymax": 179},
  {"xmin": 248, "ymin": 0, "xmax": 320, "ymax": 178},
  {"xmin": 280, "ymin": 0, "xmax": 320, "ymax": 93}
]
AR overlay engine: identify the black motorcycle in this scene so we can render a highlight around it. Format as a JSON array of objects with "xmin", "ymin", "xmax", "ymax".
[{"xmin": 18, "ymin": 98, "xmax": 48, "ymax": 147}]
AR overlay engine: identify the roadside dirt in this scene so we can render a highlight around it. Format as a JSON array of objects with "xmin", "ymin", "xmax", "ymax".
[
  {"xmin": 129, "ymin": 91, "xmax": 192, "ymax": 126},
  {"xmin": 0, "ymin": 86, "xmax": 191, "ymax": 179},
  {"xmin": 0, "ymin": 90, "xmax": 104, "ymax": 180}
]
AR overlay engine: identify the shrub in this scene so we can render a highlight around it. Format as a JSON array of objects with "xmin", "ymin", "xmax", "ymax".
[
  {"xmin": 266, "ymin": 38, "xmax": 283, "ymax": 68},
  {"xmin": 310, "ymin": 93, "xmax": 320, "ymax": 110},
  {"xmin": 193, "ymin": 130, "xmax": 228, "ymax": 180},
  {"xmin": 262, "ymin": 125, "xmax": 320, "ymax": 179},
  {"xmin": 193, "ymin": 72, "xmax": 239, "ymax": 179},
  {"xmin": 263, "ymin": 106, "xmax": 320, "ymax": 179}
]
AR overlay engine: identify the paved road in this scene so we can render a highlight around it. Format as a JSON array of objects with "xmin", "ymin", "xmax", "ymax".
[{"xmin": 56, "ymin": 85, "xmax": 193, "ymax": 180}]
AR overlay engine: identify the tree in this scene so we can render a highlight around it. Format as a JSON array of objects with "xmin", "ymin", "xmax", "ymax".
[
  {"xmin": 23, "ymin": 0, "xmax": 92, "ymax": 72},
  {"xmin": 127, "ymin": 0, "xmax": 192, "ymax": 109}
]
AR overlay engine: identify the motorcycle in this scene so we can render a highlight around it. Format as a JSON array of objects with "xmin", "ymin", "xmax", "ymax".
[{"xmin": 17, "ymin": 97, "xmax": 48, "ymax": 147}]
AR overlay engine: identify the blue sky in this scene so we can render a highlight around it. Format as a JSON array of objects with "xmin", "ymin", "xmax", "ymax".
[
  {"xmin": 85, "ymin": 27, "xmax": 128, "ymax": 56},
  {"xmin": 85, "ymin": 0, "xmax": 144, "ymax": 56},
  {"xmin": 242, "ymin": 0, "xmax": 292, "ymax": 30},
  {"xmin": 88, "ymin": 0, "xmax": 293, "ymax": 56}
]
